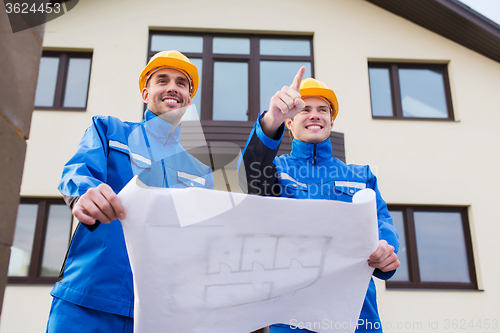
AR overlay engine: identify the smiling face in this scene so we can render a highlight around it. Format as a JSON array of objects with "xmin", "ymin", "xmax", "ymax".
[
  {"xmin": 141, "ymin": 68, "xmax": 192, "ymax": 116},
  {"xmin": 286, "ymin": 97, "xmax": 333, "ymax": 144}
]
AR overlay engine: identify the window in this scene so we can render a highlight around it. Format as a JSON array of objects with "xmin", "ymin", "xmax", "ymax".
[
  {"xmin": 148, "ymin": 32, "xmax": 313, "ymax": 121},
  {"xmin": 8, "ymin": 198, "xmax": 73, "ymax": 284},
  {"xmin": 368, "ymin": 62, "xmax": 454, "ymax": 120},
  {"xmin": 387, "ymin": 206, "xmax": 477, "ymax": 289},
  {"xmin": 34, "ymin": 51, "xmax": 92, "ymax": 111}
]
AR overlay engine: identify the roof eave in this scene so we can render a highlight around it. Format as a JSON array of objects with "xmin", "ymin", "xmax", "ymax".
[{"xmin": 366, "ymin": 0, "xmax": 500, "ymax": 63}]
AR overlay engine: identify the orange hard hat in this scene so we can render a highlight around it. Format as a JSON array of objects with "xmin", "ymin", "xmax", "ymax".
[
  {"xmin": 138, "ymin": 50, "xmax": 199, "ymax": 97},
  {"xmin": 300, "ymin": 78, "xmax": 339, "ymax": 121}
]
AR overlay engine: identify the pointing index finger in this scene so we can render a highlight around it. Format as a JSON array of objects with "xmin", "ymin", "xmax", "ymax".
[{"xmin": 290, "ymin": 66, "xmax": 305, "ymax": 92}]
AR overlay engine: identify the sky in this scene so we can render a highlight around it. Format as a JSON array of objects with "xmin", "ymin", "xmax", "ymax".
[{"xmin": 458, "ymin": 0, "xmax": 500, "ymax": 25}]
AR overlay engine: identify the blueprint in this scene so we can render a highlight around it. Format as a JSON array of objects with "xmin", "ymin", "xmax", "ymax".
[{"xmin": 118, "ymin": 176, "xmax": 379, "ymax": 333}]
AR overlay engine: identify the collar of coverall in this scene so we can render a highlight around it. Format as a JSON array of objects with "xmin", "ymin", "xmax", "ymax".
[{"xmin": 145, "ymin": 66, "xmax": 193, "ymax": 95}]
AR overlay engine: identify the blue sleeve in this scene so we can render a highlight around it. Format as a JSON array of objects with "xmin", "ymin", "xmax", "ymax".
[
  {"xmin": 253, "ymin": 111, "xmax": 284, "ymax": 150},
  {"xmin": 366, "ymin": 166, "xmax": 400, "ymax": 280},
  {"xmin": 58, "ymin": 116, "xmax": 111, "ymax": 230},
  {"xmin": 237, "ymin": 112, "xmax": 285, "ymax": 196}
]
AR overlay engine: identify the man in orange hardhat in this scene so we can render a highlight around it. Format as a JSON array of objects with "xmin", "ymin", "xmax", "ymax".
[
  {"xmin": 47, "ymin": 51, "xmax": 213, "ymax": 333},
  {"xmin": 239, "ymin": 67, "xmax": 400, "ymax": 333}
]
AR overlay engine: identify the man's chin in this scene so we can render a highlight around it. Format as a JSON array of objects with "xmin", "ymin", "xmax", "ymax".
[
  {"xmin": 303, "ymin": 134, "xmax": 330, "ymax": 144},
  {"xmin": 156, "ymin": 105, "xmax": 189, "ymax": 125},
  {"xmin": 151, "ymin": 105, "xmax": 186, "ymax": 115}
]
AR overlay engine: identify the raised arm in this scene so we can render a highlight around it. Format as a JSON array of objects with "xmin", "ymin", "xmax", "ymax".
[
  {"xmin": 260, "ymin": 66, "xmax": 306, "ymax": 138},
  {"xmin": 238, "ymin": 67, "xmax": 307, "ymax": 196}
]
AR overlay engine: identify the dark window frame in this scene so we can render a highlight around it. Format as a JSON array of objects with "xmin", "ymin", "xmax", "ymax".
[
  {"xmin": 368, "ymin": 62, "xmax": 455, "ymax": 121},
  {"xmin": 8, "ymin": 198, "xmax": 72, "ymax": 285},
  {"xmin": 147, "ymin": 31, "xmax": 314, "ymax": 121},
  {"xmin": 386, "ymin": 205, "xmax": 477, "ymax": 290},
  {"xmin": 35, "ymin": 51, "xmax": 93, "ymax": 112}
]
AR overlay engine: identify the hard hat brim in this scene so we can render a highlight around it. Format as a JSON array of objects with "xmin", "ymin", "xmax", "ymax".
[
  {"xmin": 139, "ymin": 57, "xmax": 199, "ymax": 97},
  {"xmin": 300, "ymin": 87, "xmax": 339, "ymax": 121}
]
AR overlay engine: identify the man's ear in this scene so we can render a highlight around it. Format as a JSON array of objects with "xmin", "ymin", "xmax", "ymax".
[
  {"xmin": 141, "ymin": 88, "xmax": 149, "ymax": 104},
  {"xmin": 286, "ymin": 118, "xmax": 295, "ymax": 141}
]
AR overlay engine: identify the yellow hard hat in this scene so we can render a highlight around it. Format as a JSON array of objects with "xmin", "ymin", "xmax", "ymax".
[
  {"xmin": 300, "ymin": 78, "xmax": 339, "ymax": 121},
  {"xmin": 138, "ymin": 50, "xmax": 199, "ymax": 97}
]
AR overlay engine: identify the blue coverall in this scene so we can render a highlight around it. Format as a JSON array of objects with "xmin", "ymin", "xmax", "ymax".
[
  {"xmin": 47, "ymin": 110, "xmax": 213, "ymax": 332},
  {"xmin": 238, "ymin": 113, "xmax": 399, "ymax": 333}
]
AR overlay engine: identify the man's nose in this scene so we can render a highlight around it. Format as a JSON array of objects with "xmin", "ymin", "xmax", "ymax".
[
  {"xmin": 309, "ymin": 110, "xmax": 321, "ymax": 119},
  {"xmin": 166, "ymin": 81, "xmax": 178, "ymax": 94}
]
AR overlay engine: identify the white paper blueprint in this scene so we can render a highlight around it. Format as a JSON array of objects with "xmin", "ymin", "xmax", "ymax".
[{"xmin": 118, "ymin": 176, "xmax": 379, "ymax": 333}]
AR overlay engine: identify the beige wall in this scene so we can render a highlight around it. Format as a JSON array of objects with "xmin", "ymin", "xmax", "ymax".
[
  {"xmin": 0, "ymin": 286, "xmax": 52, "ymax": 332},
  {"xmin": 4, "ymin": 0, "xmax": 500, "ymax": 332}
]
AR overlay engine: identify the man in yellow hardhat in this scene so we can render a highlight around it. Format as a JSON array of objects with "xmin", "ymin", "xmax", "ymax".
[
  {"xmin": 46, "ymin": 51, "xmax": 213, "ymax": 332},
  {"xmin": 239, "ymin": 67, "xmax": 400, "ymax": 333}
]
